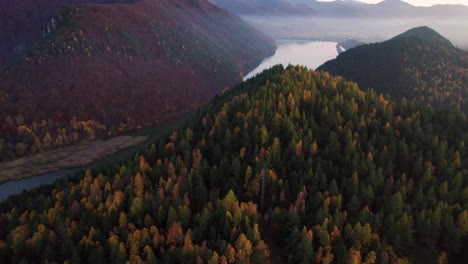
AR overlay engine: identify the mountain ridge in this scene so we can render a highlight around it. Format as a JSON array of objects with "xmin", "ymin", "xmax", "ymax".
[
  {"xmin": 391, "ymin": 26, "xmax": 452, "ymax": 45},
  {"xmin": 210, "ymin": 0, "xmax": 468, "ymax": 17},
  {"xmin": 0, "ymin": 0, "xmax": 143, "ymax": 69},
  {"xmin": 207, "ymin": 0, "xmax": 316, "ymax": 15},
  {"xmin": 317, "ymin": 26, "xmax": 468, "ymax": 112},
  {"xmin": 0, "ymin": 0, "xmax": 276, "ymax": 161}
]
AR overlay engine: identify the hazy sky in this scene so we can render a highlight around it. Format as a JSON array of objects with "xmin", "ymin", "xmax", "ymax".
[{"xmin": 318, "ymin": 0, "xmax": 468, "ymax": 7}]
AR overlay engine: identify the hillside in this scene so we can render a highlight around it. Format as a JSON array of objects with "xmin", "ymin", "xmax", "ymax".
[
  {"xmin": 0, "ymin": 0, "xmax": 276, "ymax": 161},
  {"xmin": 1, "ymin": 66, "xmax": 467, "ymax": 263},
  {"xmin": 0, "ymin": 0, "xmax": 142, "ymax": 69},
  {"xmin": 318, "ymin": 26, "xmax": 468, "ymax": 112}
]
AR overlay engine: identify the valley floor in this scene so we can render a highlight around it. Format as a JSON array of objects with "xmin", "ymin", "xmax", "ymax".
[{"xmin": 0, "ymin": 135, "xmax": 147, "ymax": 184}]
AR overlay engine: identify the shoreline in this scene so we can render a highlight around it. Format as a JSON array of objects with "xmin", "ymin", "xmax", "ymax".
[
  {"xmin": 243, "ymin": 40, "xmax": 338, "ymax": 80},
  {"xmin": 0, "ymin": 111, "xmax": 195, "ymax": 200},
  {"xmin": 0, "ymin": 135, "xmax": 147, "ymax": 185}
]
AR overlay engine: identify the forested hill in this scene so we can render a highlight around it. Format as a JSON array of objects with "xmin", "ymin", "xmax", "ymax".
[
  {"xmin": 0, "ymin": 0, "xmax": 275, "ymax": 161},
  {"xmin": 318, "ymin": 26, "xmax": 468, "ymax": 113},
  {"xmin": 1, "ymin": 65, "xmax": 467, "ymax": 263},
  {"xmin": 0, "ymin": 0, "xmax": 143, "ymax": 69}
]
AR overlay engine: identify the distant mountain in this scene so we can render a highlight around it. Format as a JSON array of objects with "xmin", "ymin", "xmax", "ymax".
[
  {"xmin": 208, "ymin": 0, "xmax": 315, "ymax": 15},
  {"xmin": 321, "ymin": 0, "xmax": 468, "ymax": 17},
  {"xmin": 0, "ymin": 0, "xmax": 276, "ymax": 161},
  {"xmin": 318, "ymin": 26, "xmax": 468, "ymax": 112},
  {"xmin": 344, "ymin": 0, "xmax": 364, "ymax": 3},
  {"xmin": 370, "ymin": 0, "xmax": 415, "ymax": 16},
  {"xmin": 310, "ymin": 0, "xmax": 367, "ymax": 16},
  {"xmin": 212, "ymin": 0, "xmax": 468, "ymax": 17},
  {"xmin": 421, "ymin": 3, "xmax": 468, "ymax": 17}
]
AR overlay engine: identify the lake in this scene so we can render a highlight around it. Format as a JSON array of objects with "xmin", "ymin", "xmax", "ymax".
[
  {"xmin": 244, "ymin": 41, "xmax": 338, "ymax": 80},
  {"xmin": 242, "ymin": 16, "xmax": 468, "ymax": 49}
]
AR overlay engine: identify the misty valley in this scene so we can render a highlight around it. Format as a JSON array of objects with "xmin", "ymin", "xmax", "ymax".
[
  {"xmin": 0, "ymin": 39, "xmax": 339, "ymax": 200},
  {"xmin": 242, "ymin": 16, "xmax": 468, "ymax": 50},
  {"xmin": 244, "ymin": 41, "xmax": 339, "ymax": 80}
]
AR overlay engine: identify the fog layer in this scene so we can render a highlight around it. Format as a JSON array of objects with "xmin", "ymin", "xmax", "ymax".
[
  {"xmin": 243, "ymin": 16, "xmax": 468, "ymax": 49},
  {"xmin": 244, "ymin": 41, "xmax": 338, "ymax": 80}
]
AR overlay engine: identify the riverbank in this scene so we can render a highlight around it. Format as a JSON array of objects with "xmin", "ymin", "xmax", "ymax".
[
  {"xmin": 0, "ymin": 112, "xmax": 194, "ymax": 200},
  {"xmin": 0, "ymin": 135, "xmax": 147, "ymax": 185}
]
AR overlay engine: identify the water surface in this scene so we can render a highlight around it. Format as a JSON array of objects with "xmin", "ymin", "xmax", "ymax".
[
  {"xmin": 0, "ymin": 113, "xmax": 193, "ymax": 200},
  {"xmin": 244, "ymin": 41, "xmax": 338, "ymax": 80}
]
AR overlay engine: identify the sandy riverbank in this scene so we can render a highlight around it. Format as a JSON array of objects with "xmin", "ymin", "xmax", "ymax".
[{"xmin": 0, "ymin": 135, "xmax": 147, "ymax": 184}]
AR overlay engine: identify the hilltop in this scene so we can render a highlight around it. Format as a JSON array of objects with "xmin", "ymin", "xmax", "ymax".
[
  {"xmin": 1, "ymin": 65, "xmax": 466, "ymax": 262},
  {"xmin": 0, "ymin": 0, "xmax": 276, "ymax": 161},
  {"xmin": 318, "ymin": 26, "xmax": 468, "ymax": 112}
]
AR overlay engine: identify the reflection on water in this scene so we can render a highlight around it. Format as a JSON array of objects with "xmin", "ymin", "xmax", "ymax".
[
  {"xmin": 242, "ymin": 16, "xmax": 468, "ymax": 48},
  {"xmin": 244, "ymin": 41, "xmax": 338, "ymax": 80},
  {"xmin": 0, "ymin": 170, "xmax": 74, "ymax": 200}
]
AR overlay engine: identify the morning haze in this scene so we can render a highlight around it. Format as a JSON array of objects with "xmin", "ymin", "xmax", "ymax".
[
  {"xmin": 211, "ymin": 0, "xmax": 468, "ymax": 49},
  {"xmin": 318, "ymin": 0, "xmax": 468, "ymax": 7}
]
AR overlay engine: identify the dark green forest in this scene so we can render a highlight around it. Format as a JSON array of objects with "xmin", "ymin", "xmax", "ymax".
[
  {"xmin": 318, "ymin": 27, "xmax": 468, "ymax": 113},
  {"xmin": 0, "ymin": 65, "xmax": 467, "ymax": 263}
]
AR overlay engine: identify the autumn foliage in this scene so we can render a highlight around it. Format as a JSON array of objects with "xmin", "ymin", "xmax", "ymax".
[{"xmin": 0, "ymin": 65, "xmax": 467, "ymax": 263}]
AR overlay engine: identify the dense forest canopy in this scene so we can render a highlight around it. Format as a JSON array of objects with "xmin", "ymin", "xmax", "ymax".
[
  {"xmin": 0, "ymin": 65, "xmax": 467, "ymax": 263},
  {"xmin": 0, "ymin": 0, "xmax": 275, "ymax": 162},
  {"xmin": 318, "ymin": 26, "xmax": 468, "ymax": 113}
]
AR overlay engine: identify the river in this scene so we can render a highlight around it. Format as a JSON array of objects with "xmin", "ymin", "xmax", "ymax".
[
  {"xmin": 244, "ymin": 40, "xmax": 339, "ymax": 80},
  {"xmin": 0, "ymin": 113, "xmax": 194, "ymax": 200},
  {"xmin": 0, "ymin": 40, "xmax": 340, "ymax": 200}
]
